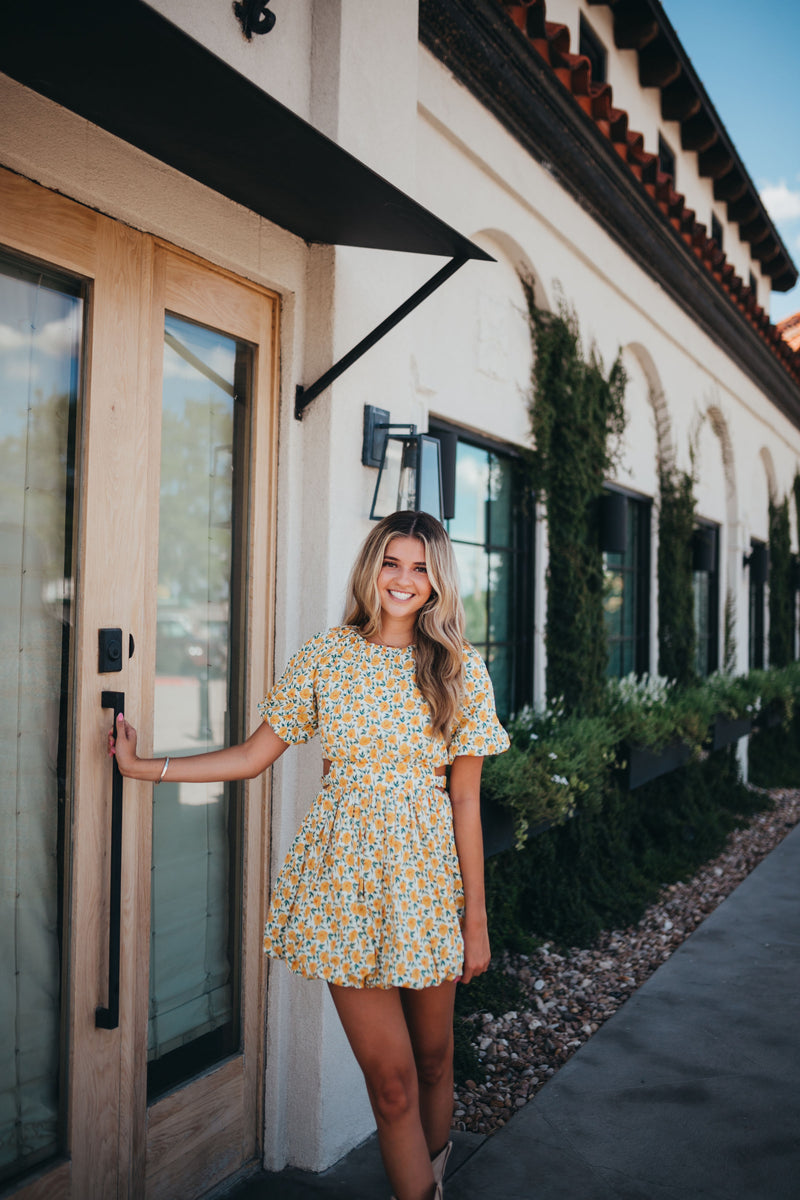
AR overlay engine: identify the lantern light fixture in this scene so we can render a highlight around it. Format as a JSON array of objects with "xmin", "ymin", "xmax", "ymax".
[
  {"xmin": 362, "ymin": 405, "xmax": 445, "ymax": 522},
  {"xmin": 600, "ymin": 490, "xmax": 628, "ymax": 555}
]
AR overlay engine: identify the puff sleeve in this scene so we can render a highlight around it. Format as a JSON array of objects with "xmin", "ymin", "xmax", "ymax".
[
  {"xmin": 257, "ymin": 632, "xmax": 322, "ymax": 744},
  {"xmin": 449, "ymin": 645, "xmax": 511, "ymax": 761}
]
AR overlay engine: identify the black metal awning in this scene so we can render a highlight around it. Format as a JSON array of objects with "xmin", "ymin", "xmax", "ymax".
[{"xmin": 0, "ymin": 0, "xmax": 492, "ymax": 414}]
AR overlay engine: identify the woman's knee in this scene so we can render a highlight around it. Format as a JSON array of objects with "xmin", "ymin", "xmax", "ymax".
[
  {"xmin": 365, "ymin": 1062, "xmax": 418, "ymax": 1126},
  {"xmin": 414, "ymin": 1038, "xmax": 453, "ymax": 1089}
]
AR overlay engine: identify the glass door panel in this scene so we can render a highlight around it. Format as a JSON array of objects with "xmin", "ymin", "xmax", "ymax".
[
  {"xmin": 148, "ymin": 314, "xmax": 251, "ymax": 1098},
  {"xmin": 0, "ymin": 251, "xmax": 82, "ymax": 1184}
]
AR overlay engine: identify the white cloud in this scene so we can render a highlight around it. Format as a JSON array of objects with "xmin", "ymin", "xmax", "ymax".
[
  {"xmin": 0, "ymin": 316, "xmax": 79, "ymax": 357},
  {"xmin": 163, "ymin": 341, "xmax": 236, "ymax": 385},
  {"xmin": 0, "ymin": 323, "xmax": 26, "ymax": 351},
  {"xmin": 759, "ymin": 180, "xmax": 800, "ymax": 222}
]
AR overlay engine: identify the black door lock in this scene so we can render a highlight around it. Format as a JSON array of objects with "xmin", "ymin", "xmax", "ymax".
[{"xmin": 98, "ymin": 628, "xmax": 123, "ymax": 673}]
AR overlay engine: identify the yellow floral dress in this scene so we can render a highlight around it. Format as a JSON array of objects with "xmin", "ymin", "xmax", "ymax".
[{"xmin": 258, "ymin": 625, "xmax": 509, "ymax": 989}]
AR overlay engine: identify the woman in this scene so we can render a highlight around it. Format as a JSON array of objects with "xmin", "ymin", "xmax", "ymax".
[{"xmin": 110, "ymin": 510, "xmax": 509, "ymax": 1200}]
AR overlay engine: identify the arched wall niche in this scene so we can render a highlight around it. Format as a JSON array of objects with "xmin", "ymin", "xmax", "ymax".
[
  {"xmin": 623, "ymin": 342, "xmax": 674, "ymax": 476},
  {"xmin": 410, "ymin": 229, "xmax": 535, "ymax": 447},
  {"xmin": 696, "ymin": 405, "xmax": 736, "ymax": 528},
  {"xmin": 615, "ymin": 344, "xmax": 660, "ymax": 498},
  {"xmin": 746, "ymin": 448, "xmax": 773, "ymax": 543},
  {"xmin": 699, "ymin": 405, "xmax": 739, "ymax": 672},
  {"xmin": 759, "ymin": 447, "xmax": 779, "ymax": 508},
  {"xmin": 476, "ymin": 227, "xmax": 550, "ymax": 314}
]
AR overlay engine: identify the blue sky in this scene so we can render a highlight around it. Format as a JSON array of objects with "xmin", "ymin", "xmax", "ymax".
[{"xmin": 661, "ymin": 0, "xmax": 800, "ymax": 324}]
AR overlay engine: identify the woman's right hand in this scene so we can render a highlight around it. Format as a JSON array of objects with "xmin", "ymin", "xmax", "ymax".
[{"xmin": 108, "ymin": 712, "xmax": 139, "ymax": 776}]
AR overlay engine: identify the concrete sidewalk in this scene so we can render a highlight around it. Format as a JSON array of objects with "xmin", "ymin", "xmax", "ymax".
[{"xmin": 225, "ymin": 822, "xmax": 800, "ymax": 1199}]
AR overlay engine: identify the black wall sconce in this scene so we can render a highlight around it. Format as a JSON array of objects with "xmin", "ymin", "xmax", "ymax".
[
  {"xmin": 743, "ymin": 542, "xmax": 769, "ymax": 586},
  {"xmin": 362, "ymin": 405, "xmax": 454, "ymax": 522},
  {"xmin": 233, "ymin": 0, "xmax": 276, "ymax": 39},
  {"xmin": 600, "ymin": 490, "xmax": 628, "ymax": 555},
  {"xmin": 692, "ymin": 526, "xmax": 715, "ymax": 573}
]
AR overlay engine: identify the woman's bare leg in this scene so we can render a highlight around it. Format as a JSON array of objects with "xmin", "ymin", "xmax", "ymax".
[
  {"xmin": 400, "ymin": 980, "xmax": 457, "ymax": 1157},
  {"xmin": 328, "ymin": 983, "xmax": 436, "ymax": 1200}
]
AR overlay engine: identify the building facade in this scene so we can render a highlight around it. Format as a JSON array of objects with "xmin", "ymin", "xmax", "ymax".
[{"xmin": 1, "ymin": 1, "xmax": 799, "ymax": 1196}]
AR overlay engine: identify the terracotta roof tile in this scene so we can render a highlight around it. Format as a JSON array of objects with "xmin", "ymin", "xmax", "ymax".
[
  {"xmin": 778, "ymin": 312, "xmax": 800, "ymax": 354},
  {"xmin": 498, "ymin": 0, "xmax": 800, "ymax": 388}
]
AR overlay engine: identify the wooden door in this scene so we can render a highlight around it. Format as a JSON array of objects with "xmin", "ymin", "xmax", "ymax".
[{"xmin": 0, "ymin": 168, "xmax": 278, "ymax": 1200}]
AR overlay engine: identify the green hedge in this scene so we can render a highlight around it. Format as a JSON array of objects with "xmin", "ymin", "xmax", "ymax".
[
  {"xmin": 483, "ymin": 748, "xmax": 761, "ymax": 950},
  {"xmin": 749, "ymin": 710, "xmax": 800, "ymax": 788}
]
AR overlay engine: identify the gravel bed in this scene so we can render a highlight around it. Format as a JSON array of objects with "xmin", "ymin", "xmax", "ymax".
[{"xmin": 453, "ymin": 787, "xmax": 800, "ymax": 1135}]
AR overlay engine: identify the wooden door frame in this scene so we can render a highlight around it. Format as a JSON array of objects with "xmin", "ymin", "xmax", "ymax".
[
  {"xmin": 138, "ymin": 241, "xmax": 279, "ymax": 1200},
  {"xmin": 0, "ymin": 168, "xmax": 279, "ymax": 1200}
]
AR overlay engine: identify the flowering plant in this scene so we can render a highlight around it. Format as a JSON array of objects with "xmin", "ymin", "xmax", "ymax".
[{"xmin": 485, "ymin": 662, "xmax": 800, "ymax": 848}]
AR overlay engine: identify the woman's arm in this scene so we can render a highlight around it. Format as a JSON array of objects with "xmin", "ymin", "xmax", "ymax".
[
  {"xmin": 449, "ymin": 754, "xmax": 490, "ymax": 985},
  {"xmin": 108, "ymin": 714, "xmax": 289, "ymax": 783}
]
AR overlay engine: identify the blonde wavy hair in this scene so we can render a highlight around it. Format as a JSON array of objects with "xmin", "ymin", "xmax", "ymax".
[{"xmin": 344, "ymin": 511, "xmax": 466, "ymax": 741}]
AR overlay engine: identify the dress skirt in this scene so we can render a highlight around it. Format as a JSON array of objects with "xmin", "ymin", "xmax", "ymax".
[{"xmin": 263, "ymin": 759, "xmax": 465, "ymax": 989}]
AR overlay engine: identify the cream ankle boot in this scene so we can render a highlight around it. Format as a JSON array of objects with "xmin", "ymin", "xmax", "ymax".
[
  {"xmin": 390, "ymin": 1142, "xmax": 451, "ymax": 1200},
  {"xmin": 390, "ymin": 1187, "xmax": 442, "ymax": 1200},
  {"xmin": 431, "ymin": 1141, "xmax": 452, "ymax": 1190}
]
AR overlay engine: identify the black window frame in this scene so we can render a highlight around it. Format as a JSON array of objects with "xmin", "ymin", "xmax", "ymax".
[
  {"xmin": 748, "ymin": 537, "xmax": 767, "ymax": 670},
  {"xmin": 658, "ymin": 134, "xmax": 676, "ymax": 183},
  {"xmin": 429, "ymin": 420, "xmax": 534, "ymax": 721},
  {"xmin": 603, "ymin": 488, "xmax": 651, "ymax": 679},
  {"xmin": 579, "ymin": 15, "xmax": 607, "ymax": 85}
]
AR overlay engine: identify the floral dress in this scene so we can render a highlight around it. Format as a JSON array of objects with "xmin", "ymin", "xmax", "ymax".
[{"xmin": 258, "ymin": 626, "xmax": 509, "ymax": 989}]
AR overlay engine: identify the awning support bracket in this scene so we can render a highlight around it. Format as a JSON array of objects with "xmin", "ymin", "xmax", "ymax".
[{"xmin": 295, "ymin": 255, "xmax": 469, "ymax": 420}]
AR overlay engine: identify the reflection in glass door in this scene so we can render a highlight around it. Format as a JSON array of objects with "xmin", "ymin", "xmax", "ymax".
[
  {"xmin": 148, "ymin": 314, "xmax": 251, "ymax": 1098},
  {"xmin": 0, "ymin": 252, "xmax": 82, "ymax": 1184}
]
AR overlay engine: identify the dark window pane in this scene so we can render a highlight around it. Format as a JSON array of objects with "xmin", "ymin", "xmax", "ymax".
[
  {"xmin": 449, "ymin": 443, "xmax": 488, "ymax": 545},
  {"xmin": 488, "ymin": 551, "xmax": 513, "ymax": 643},
  {"xmin": 603, "ymin": 568, "xmax": 624, "ymax": 638},
  {"xmin": 487, "ymin": 455, "xmax": 513, "ymax": 547},
  {"xmin": 487, "ymin": 646, "xmax": 511, "ymax": 722},
  {"xmin": 603, "ymin": 494, "xmax": 650, "ymax": 679},
  {"xmin": 749, "ymin": 545, "xmax": 765, "ymax": 670},
  {"xmin": 454, "ymin": 541, "xmax": 488, "ymax": 645},
  {"xmin": 438, "ymin": 429, "xmax": 533, "ymax": 718}
]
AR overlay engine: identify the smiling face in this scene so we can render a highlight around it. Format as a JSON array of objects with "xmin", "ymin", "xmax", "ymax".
[{"xmin": 376, "ymin": 535, "xmax": 434, "ymax": 633}]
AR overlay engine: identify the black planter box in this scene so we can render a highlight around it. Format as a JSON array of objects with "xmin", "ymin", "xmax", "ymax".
[
  {"xmin": 626, "ymin": 740, "xmax": 692, "ymax": 790},
  {"xmin": 711, "ymin": 715, "xmax": 752, "ymax": 750},
  {"xmin": 480, "ymin": 795, "xmax": 516, "ymax": 858}
]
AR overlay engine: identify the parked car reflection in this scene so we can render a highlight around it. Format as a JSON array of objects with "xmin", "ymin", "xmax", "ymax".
[{"xmin": 156, "ymin": 614, "xmax": 206, "ymax": 676}]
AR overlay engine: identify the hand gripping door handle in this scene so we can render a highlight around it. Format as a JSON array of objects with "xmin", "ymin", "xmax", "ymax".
[{"xmin": 97, "ymin": 690, "xmax": 125, "ymax": 1030}]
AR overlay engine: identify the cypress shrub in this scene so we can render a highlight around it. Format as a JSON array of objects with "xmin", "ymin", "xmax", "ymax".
[{"xmin": 482, "ymin": 749, "xmax": 762, "ymax": 951}]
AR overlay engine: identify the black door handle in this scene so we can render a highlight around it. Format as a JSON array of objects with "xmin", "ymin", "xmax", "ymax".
[{"xmin": 97, "ymin": 690, "xmax": 125, "ymax": 1030}]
